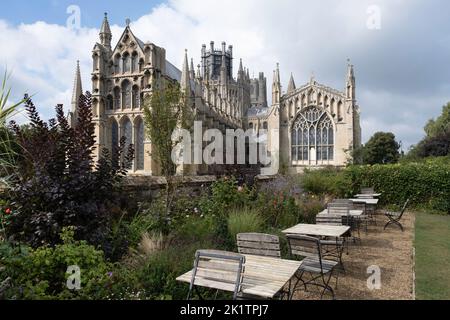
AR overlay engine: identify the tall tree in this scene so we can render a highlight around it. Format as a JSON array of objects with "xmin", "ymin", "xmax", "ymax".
[
  {"xmin": 363, "ymin": 132, "xmax": 400, "ymax": 164},
  {"xmin": 142, "ymin": 79, "xmax": 193, "ymax": 233},
  {"xmin": 410, "ymin": 102, "xmax": 450, "ymax": 158}
]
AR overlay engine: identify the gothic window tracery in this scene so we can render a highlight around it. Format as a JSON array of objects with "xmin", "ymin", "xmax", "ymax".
[{"xmin": 291, "ymin": 106, "xmax": 334, "ymax": 163}]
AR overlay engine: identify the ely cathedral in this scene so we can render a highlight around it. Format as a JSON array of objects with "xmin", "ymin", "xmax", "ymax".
[{"xmin": 70, "ymin": 14, "xmax": 361, "ymax": 176}]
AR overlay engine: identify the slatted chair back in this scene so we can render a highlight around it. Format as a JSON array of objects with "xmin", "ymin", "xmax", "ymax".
[
  {"xmin": 397, "ymin": 198, "xmax": 410, "ymax": 220},
  {"xmin": 188, "ymin": 250, "xmax": 245, "ymax": 300},
  {"xmin": 361, "ymin": 187, "xmax": 375, "ymax": 194},
  {"xmin": 236, "ymin": 233, "xmax": 281, "ymax": 258},
  {"xmin": 316, "ymin": 214, "xmax": 343, "ymax": 226},
  {"xmin": 327, "ymin": 202, "xmax": 350, "ymax": 216},
  {"xmin": 286, "ymin": 234, "xmax": 323, "ymax": 267},
  {"xmin": 331, "ymin": 199, "xmax": 354, "ymax": 208},
  {"xmin": 328, "ymin": 201, "xmax": 357, "ymax": 229}
]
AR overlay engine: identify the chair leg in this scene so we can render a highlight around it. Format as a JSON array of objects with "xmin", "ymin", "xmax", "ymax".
[
  {"xmin": 384, "ymin": 219, "xmax": 404, "ymax": 232},
  {"xmin": 319, "ymin": 272, "xmax": 336, "ymax": 300}
]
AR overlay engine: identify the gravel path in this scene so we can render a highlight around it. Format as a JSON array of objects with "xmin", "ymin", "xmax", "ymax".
[{"xmin": 293, "ymin": 212, "xmax": 415, "ymax": 300}]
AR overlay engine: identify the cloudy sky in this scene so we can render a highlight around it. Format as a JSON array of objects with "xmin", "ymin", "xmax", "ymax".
[{"xmin": 1, "ymin": 0, "xmax": 450, "ymax": 150}]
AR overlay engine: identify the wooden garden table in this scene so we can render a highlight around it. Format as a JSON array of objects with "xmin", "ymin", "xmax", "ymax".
[
  {"xmin": 176, "ymin": 254, "xmax": 303, "ymax": 300},
  {"xmin": 349, "ymin": 198, "xmax": 379, "ymax": 205},
  {"xmin": 354, "ymin": 193, "xmax": 382, "ymax": 198},
  {"xmin": 317, "ymin": 209, "xmax": 364, "ymax": 217},
  {"xmin": 282, "ymin": 223, "xmax": 350, "ymax": 238}
]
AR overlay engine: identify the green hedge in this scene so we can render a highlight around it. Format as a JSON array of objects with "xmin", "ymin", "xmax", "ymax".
[{"xmin": 301, "ymin": 158, "xmax": 450, "ymax": 213}]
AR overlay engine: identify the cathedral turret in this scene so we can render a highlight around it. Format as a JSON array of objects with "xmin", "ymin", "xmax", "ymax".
[
  {"xmin": 99, "ymin": 12, "xmax": 112, "ymax": 50},
  {"xmin": 346, "ymin": 60, "xmax": 355, "ymax": 100},
  {"xmin": 287, "ymin": 73, "xmax": 296, "ymax": 93},
  {"xmin": 220, "ymin": 44, "xmax": 227, "ymax": 84},
  {"xmin": 258, "ymin": 72, "xmax": 267, "ymax": 107},
  {"xmin": 70, "ymin": 60, "xmax": 83, "ymax": 127},
  {"xmin": 181, "ymin": 49, "xmax": 191, "ymax": 93},
  {"xmin": 272, "ymin": 63, "xmax": 281, "ymax": 105}
]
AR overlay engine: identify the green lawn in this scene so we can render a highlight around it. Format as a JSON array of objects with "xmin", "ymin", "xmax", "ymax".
[{"xmin": 415, "ymin": 212, "xmax": 450, "ymax": 300}]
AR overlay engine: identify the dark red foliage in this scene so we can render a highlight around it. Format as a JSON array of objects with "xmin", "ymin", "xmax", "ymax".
[{"xmin": 7, "ymin": 92, "xmax": 134, "ymax": 257}]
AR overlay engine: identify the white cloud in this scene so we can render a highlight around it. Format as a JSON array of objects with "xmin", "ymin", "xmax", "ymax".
[{"xmin": 1, "ymin": 0, "xmax": 450, "ymax": 149}]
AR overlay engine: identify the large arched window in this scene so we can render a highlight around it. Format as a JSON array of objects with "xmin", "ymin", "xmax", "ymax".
[
  {"xmin": 110, "ymin": 118, "xmax": 119, "ymax": 151},
  {"xmin": 121, "ymin": 117, "xmax": 133, "ymax": 168},
  {"xmin": 113, "ymin": 87, "xmax": 121, "ymax": 109},
  {"xmin": 122, "ymin": 80, "xmax": 131, "ymax": 109},
  {"xmin": 131, "ymin": 52, "xmax": 139, "ymax": 73},
  {"xmin": 122, "ymin": 53, "xmax": 131, "ymax": 73},
  {"xmin": 132, "ymin": 85, "xmax": 140, "ymax": 109},
  {"xmin": 106, "ymin": 95, "xmax": 113, "ymax": 110},
  {"xmin": 291, "ymin": 106, "xmax": 334, "ymax": 164},
  {"xmin": 114, "ymin": 54, "xmax": 121, "ymax": 74},
  {"xmin": 135, "ymin": 117, "xmax": 145, "ymax": 171}
]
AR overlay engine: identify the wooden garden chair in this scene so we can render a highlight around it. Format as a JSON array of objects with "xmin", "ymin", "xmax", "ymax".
[
  {"xmin": 361, "ymin": 187, "xmax": 375, "ymax": 194},
  {"xmin": 236, "ymin": 233, "xmax": 281, "ymax": 258},
  {"xmin": 286, "ymin": 234, "xmax": 338, "ymax": 300},
  {"xmin": 315, "ymin": 212, "xmax": 346, "ymax": 269},
  {"xmin": 235, "ymin": 233, "xmax": 284, "ymax": 299},
  {"xmin": 187, "ymin": 250, "xmax": 245, "ymax": 300},
  {"xmin": 384, "ymin": 199, "xmax": 410, "ymax": 232}
]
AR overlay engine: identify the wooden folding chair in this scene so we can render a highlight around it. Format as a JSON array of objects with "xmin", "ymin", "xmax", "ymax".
[
  {"xmin": 187, "ymin": 250, "xmax": 245, "ymax": 300},
  {"xmin": 384, "ymin": 199, "xmax": 410, "ymax": 232},
  {"xmin": 286, "ymin": 234, "xmax": 338, "ymax": 300}
]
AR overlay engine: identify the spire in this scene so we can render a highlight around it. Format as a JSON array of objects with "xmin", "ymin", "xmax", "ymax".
[
  {"xmin": 100, "ymin": 12, "xmax": 112, "ymax": 49},
  {"xmin": 237, "ymin": 58, "xmax": 244, "ymax": 81},
  {"xmin": 190, "ymin": 58, "xmax": 195, "ymax": 80},
  {"xmin": 272, "ymin": 63, "xmax": 281, "ymax": 105},
  {"xmin": 71, "ymin": 60, "xmax": 83, "ymax": 112},
  {"xmin": 274, "ymin": 63, "xmax": 281, "ymax": 84},
  {"xmin": 287, "ymin": 73, "xmax": 296, "ymax": 93},
  {"xmin": 347, "ymin": 59, "xmax": 355, "ymax": 83},
  {"xmin": 181, "ymin": 49, "xmax": 191, "ymax": 93},
  {"xmin": 346, "ymin": 59, "xmax": 355, "ymax": 100}
]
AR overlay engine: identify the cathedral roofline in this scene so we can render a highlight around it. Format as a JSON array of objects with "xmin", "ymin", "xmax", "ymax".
[{"xmin": 282, "ymin": 81, "xmax": 346, "ymax": 100}]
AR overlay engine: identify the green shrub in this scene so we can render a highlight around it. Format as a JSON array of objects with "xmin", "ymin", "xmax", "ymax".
[
  {"xmin": 255, "ymin": 191, "xmax": 302, "ymax": 229},
  {"xmin": 0, "ymin": 227, "xmax": 115, "ymax": 299},
  {"xmin": 174, "ymin": 215, "xmax": 217, "ymax": 244},
  {"xmin": 199, "ymin": 177, "xmax": 253, "ymax": 216},
  {"xmin": 227, "ymin": 207, "xmax": 264, "ymax": 242},
  {"xmin": 300, "ymin": 167, "xmax": 347, "ymax": 196},
  {"xmin": 298, "ymin": 196, "xmax": 325, "ymax": 223}
]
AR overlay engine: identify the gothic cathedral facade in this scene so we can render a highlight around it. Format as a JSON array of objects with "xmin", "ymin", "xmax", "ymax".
[{"xmin": 70, "ymin": 14, "xmax": 361, "ymax": 176}]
